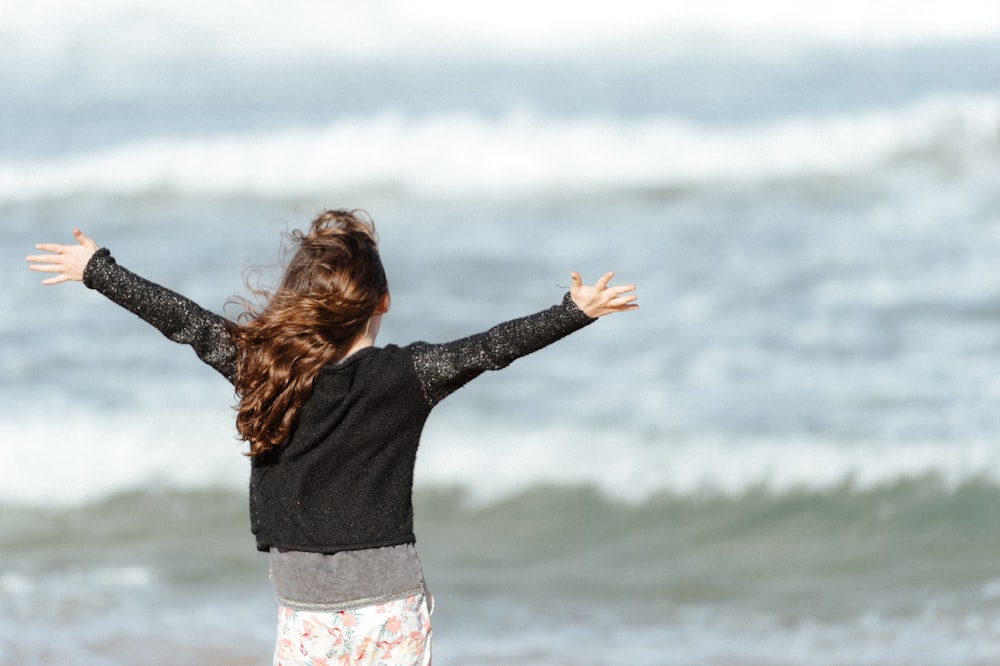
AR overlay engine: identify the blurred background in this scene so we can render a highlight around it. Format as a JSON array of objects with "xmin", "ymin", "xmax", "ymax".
[{"xmin": 2, "ymin": 1, "xmax": 1000, "ymax": 664}]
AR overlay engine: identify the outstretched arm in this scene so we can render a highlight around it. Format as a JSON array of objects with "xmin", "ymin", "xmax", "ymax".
[
  {"xmin": 26, "ymin": 228, "xmax": 98, "ymax": 284},
  {"xmin": 26, "ymin": 228, "xmax": 237, "ymax": 382},
  {"xmin": 413, "ymin": 271, "xmax": 638, "ymax": 405}
]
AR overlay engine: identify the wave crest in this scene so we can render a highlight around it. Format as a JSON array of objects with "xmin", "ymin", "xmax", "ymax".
[{"xmin": 2, "ymin": 95, "xmax": 997, "ymax": 204}]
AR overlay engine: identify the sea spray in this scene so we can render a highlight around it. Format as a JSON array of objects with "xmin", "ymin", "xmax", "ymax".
[{"xmin": 1, "ymin": 95, "xmax": 997, "ymax": 204}]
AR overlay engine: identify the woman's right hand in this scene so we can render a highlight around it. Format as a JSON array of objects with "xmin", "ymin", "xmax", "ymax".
[
  {"xmin": 26, "ymin": 228, "xmax": 100, "ymax": 285},
  {"xmin": 569, "ymin": 271, "xmax": 638, "ymax": 318}
]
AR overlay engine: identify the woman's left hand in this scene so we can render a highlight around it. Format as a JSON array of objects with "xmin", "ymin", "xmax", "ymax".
[{"xmin": 26, "ymin": 228, "xmax": 99, "ymax": 285}]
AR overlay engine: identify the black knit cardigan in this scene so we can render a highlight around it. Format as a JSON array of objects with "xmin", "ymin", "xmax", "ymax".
[{"xmin": 83, "ymin": 248, "xmax": 595, "ymax": 553}]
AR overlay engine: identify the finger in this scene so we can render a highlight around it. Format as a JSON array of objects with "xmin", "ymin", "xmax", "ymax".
[
  {"xmin": 32, "ymin": 243, "xmax": 68, "ymax": 254},
  {"xmin": 570, "ymin": 272, "xmax": 583, "ymax": 289},
  {"xmin": 28, "ymin": 257, "xmax": 62, "ymax": 273},
  {"xmin": 26, "ymin": 251, "xmax": 72, "ymax": 265},
  {"xmin": 73, "ymin": 228, "xmax": 98, "ymax": 250},
  {"xmin": 596, "ymin": 271, "xmax": 614, "ymax": 289},
  {"xmin": 605, "ymin": 283, "xmax": 636, "ymax": 295},
  {"xmin": 610, "ymin": 294, "xmax": 639, "ymax": 308},
  {"xmin": 40, "ymin": 274, "xmax": 70, "ymax": 286}
]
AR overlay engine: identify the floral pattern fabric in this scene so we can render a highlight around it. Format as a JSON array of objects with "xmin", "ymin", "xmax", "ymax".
[{"xmin": 274, "ymin": 593, "xmax": 432, "ymax": 666}]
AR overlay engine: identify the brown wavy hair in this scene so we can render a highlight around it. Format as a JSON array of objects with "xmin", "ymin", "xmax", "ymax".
[{"xmin": 227, "ymin": 209, "xmax": 389, "ymax": 456}]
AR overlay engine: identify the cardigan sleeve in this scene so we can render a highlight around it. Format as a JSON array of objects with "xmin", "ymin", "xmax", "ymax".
[
  {"xmin": 82, "ymin": 248, "xmax": 238, "ymax": 383},
  {"xmin": 409, "ymin": 293, "xmax": 596, "ymax": 406}
]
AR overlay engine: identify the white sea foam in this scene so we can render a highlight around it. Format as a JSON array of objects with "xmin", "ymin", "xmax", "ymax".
[
  {"xmin": 7, "ymin": 397, "xmax": 1000, "ymax": 508},
  {"xmin": 1, "ymin": 94, "xmax": 996, "ymax": 204},
  {"xmin": 3, "ymin": 0, "xmax": 999, "ymax": 66},
  {"xmin": 0, "ymin": 404, "xmax": 246, "ymax": 507},
  {"xmin": 416, "ymin": 422, "xmax": 1000, "ymax": 504}
]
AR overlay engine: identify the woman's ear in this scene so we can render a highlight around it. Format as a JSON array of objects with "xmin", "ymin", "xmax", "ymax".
[{"xmin": 375, "ymin": 292, "xmax": 391, "ymax": 315}]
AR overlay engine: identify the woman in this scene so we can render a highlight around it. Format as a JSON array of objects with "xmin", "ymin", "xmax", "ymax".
[{"xmin": 27, "ymin": 209, "xmax": 638, "ymax": 665}]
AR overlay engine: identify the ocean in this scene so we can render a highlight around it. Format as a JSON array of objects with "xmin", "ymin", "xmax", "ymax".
[{"xmin": 3, "ymin": 1, "xmax": 1000, "ymax": 664}]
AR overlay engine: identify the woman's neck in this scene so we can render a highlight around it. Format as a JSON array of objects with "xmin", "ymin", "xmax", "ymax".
[
  {"xmin": 342, "ymin": 334, "xmax": 375, "ymax": 359},
  {"xmin": 341, "ymin": 314, "xmax": 382, "ymax": 359}
]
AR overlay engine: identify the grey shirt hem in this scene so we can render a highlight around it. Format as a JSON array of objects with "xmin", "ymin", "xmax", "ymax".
[
  {"xmin": 275, "ymin": 585, "xmax": 428, "ymax": 612},
  {"xmin": 269, "ymin": 543, "xmax": 427, "ymax": 612}
]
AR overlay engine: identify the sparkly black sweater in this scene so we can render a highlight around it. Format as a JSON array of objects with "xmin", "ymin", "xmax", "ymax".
[{"xmin": 83, "ymin": 249, "xmax": 595, "ymax": 553}]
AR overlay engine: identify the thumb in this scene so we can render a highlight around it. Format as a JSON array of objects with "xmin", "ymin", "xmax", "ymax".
[{"xmin": 73, "ymin": 228, "xmax": 98, "ymax": 251}]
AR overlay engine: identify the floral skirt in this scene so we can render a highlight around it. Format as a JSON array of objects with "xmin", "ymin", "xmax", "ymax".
[{"xmin": 273, "ymin": 593, "xmax": 432, "ymax": 666}]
